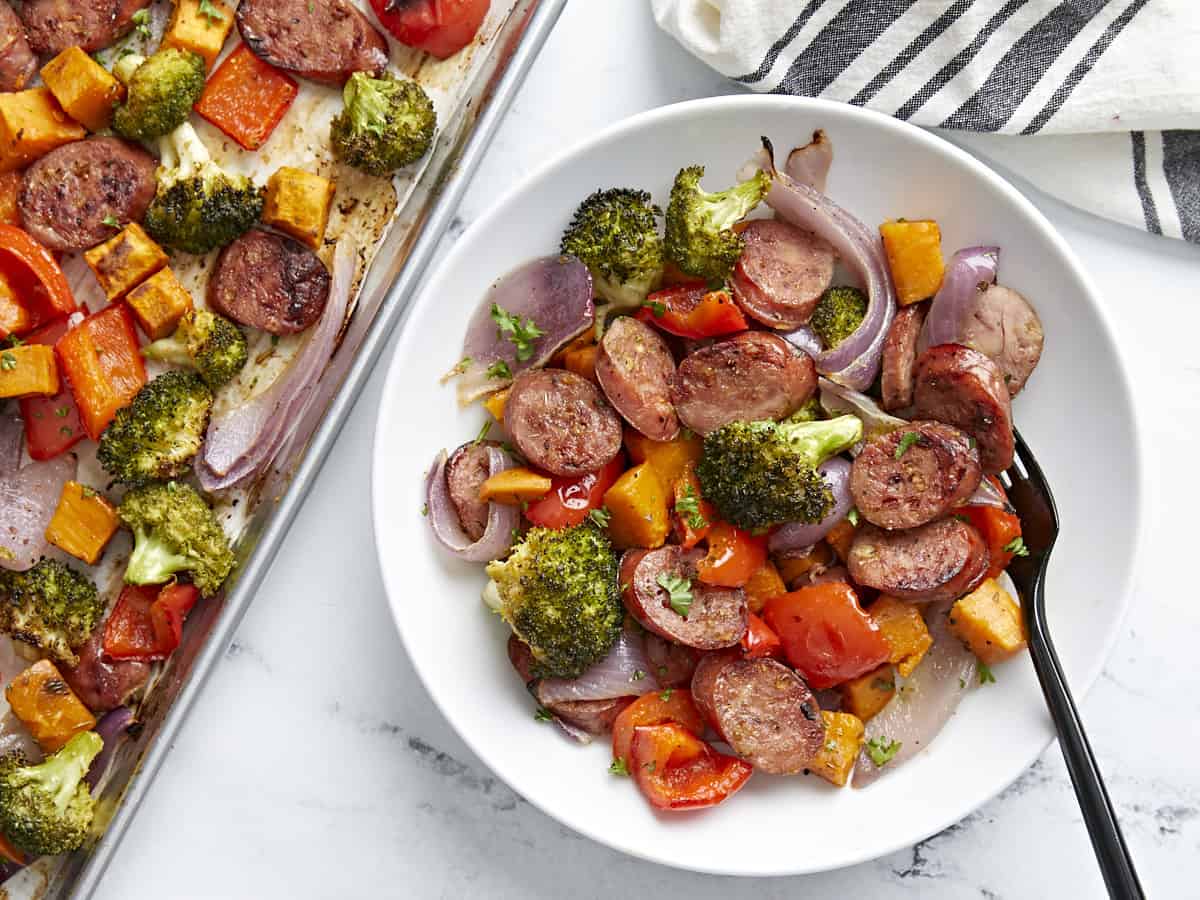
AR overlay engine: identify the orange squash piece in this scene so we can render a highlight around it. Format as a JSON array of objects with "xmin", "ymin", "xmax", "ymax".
[{"xmin": 5, "ymin": 659, "xmax": 96, "ymax": 753}]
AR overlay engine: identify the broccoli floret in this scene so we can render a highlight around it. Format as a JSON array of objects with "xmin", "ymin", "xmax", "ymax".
[
  {"xmin": 664, "ymin": 166, "xmax": 771, "ymax": 284},
  {"xmin": 810, "ymin": 286, "xmax": 868, "ymax": 350},
  {"xmin": 119, "ymin": 482, "xmax": 234, "ymax": 597},
  {"xmin": 697, "ymin": 415, "xmax": 863, "ymax": 530},
  {"xmin": 784, "ymin": 397, "xmax": 825, "ymax": 424},
  {"xmin": 0, "ymin": 732, "xmax": 102, "ymax": 857},
  {"xmin": 111, "ymin": 49, "xmax": 205, "ymax": 142},
  {"xmin": 142, "ymin": 309, "xmax": 248, "ymax": 390},
  {"xmin": 0, "ymin": 559, "xmax": 103, "ymax": 665},
  {"xmin": 484, "ymin": 523, "xmax": 622, "ymax": 679},
  {"xmin": 144, "ymin": 122, "xmax": 265, "ymax": 255},
  {"xmin": 560, "ymin": 188, "xmax": 664, "ymax": 329},
  {"xmin": 98, "ymin": 371, "xmax": 213, "ymax": 486},
  {"xmin": 330, "ymin": 72, "xmax": 437, "ymax": 177}
]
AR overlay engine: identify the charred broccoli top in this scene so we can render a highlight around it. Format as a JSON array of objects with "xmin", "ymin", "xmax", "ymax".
[
  {"xmin": 330, "ymin": 72, "xmax": 437, "ymax": 177},
  {"xmin": 664, "ymin": 166, "xmax": 771, "ymax": 284},
  {"xmin": 142, "ymin": 309, "xmax": 248, "ymax": 390},
  {"xmin": 119, "ymin": 482, "xmax": 234, "ymax": 597},
  {"xmin": 98, "ymin": 371, "xmax": 213, "ymax": 486},
  {"xmin": 112, "ymin": 49, "xmax": 206, "ymax": 142},
  {"xmin": 0, "ymin": 559, "xmax": 103, "ymax": 665},
  {"xmin": 809, "ymin": 286, "xmax": 868, "ymax": 350},
  {"xmin": 0, "ymin": 732, "xmax": 103, "ymax": 857}
]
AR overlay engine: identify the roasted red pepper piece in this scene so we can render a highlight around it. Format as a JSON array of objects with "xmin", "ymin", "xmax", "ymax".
[
  {"xmin": 523, "ymin": 455, "xmax": 624, "ymax": 530},
  {"xmin": 740, "ymin": 612, "xmax": 783, "ymax": 659},
  {"xmin": 696, "ymin": 522, "xmax": 767, "ymax": 588},
  {"xmin": 55, "ymin": 303, "xmax": 146, "ymax": 440},
  {"xmin": 194, "ymin": 44, "xmax": 299, "ymax": 151},
  {"xmin": 104, "ymin": 582, "xmax": 200, "ymax": 661},
  {"xmin": 630, "ymin": 722, "xmax": 752, "ymax": 810},
  {"xmin": 959, "ymin": 478, "xmax": 1025, "ymax": 579},
  {"xmin": 368, "ymin": 0, "xmax": 491, "ymax": 59},
  {"xmin": 636, "ymin": 286, "xmax": 748, "ymax": 339},
  {"xmin": 17, "ymin": 313, "xmax": 86, "ymax": 460},
  {"xmin": 0, "ymin": 225, "xmax": 75, "ymax": 338}
]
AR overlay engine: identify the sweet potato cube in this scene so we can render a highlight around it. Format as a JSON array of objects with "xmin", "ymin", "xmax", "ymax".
[
  {"xmin": 45, "ymin": 481, "xmax": 120, "ymax": 565},
  {"xmin": 810, "ymin": 711, "xmax": 865, "ymax": 787},
  {"xmin": 162, "ymin": 0, "xmax": 236, "ymax": 71},
  {"xmin": 126, "ymin": 267, "xmax": 194, "ymax": 340},
  {"xmin": 773, "ymin": 541, "xmax": 835, "ymax": 586},
  {"xmin": 743, "ymin": 559, "xmax": 786, "ymax": 614},
  {"xmin": 824, "ymin": 518, "xmax": 857, "ymax": 562},
  {"xmin": 839, "ymin": 663, "xmax": 896, "ymax": 721},
  {"xmin": 603, "ymin": 462, "xmax": 670, "ymax": 550},
  {"xmin": 0, "ymin": 170, "xmax": 22, "ymax": 226},
  {"xmin": 0, "ymin": 88, "xmax": 86, "ymax": 172},
  {"xmin": 482, "ymin": 388, "xmax": 509, "ymax": 422},
  {"xmin": 880, "ymin": 219, "xmax": 945, "ymax": 306},
  {"xmin": 5, "ymin": 660, "xmax": 96, "ymax": 753},
  {"xmin": 871, "ymin": 595, "xmax": 933, "ymax": 677},
  {"xmin": 0, "ymin": 344, "xmax": 58, "ymax": 398},
  {"xmin": 623, "ymin": 430, "xmax": 703, "ymax": 492},
  {"xmin": 40, "ymin": 47, "xmax": 125, "ymax": 133},
  {"xmin": 84, "ymin": 223, "xmax": 168, "ymax": 300},
  {"xmin": 263, "ymin": 167, "xmax": 335, "ymax": 250},
  {"xmin": 948, "ymin": 578, "xmax": 1028, "ymax": 664},
  {"xmin": 478, "ymin": 467, "xmax": 552, "ymax": 505}
]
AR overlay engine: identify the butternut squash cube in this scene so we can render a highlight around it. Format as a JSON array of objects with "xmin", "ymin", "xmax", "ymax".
[
  {"xmin": 84, "ymin": 223, "xmax": 168, "ymax": 300},
  {"xmin": 871, "ymin": 595, "xmax": 933, "ymax": 677},
  {"xmin": 263, "ymin": 166, "xmax": 335, "ymax": 250},
  {"xmin": 482, "ymin": 388, "xmax": 509, "ymax": 422},
  {"xmin": 0, "ymin": 88, "xmax": 86, "ymax": 173},
  {"xmin": 839, "ymin": 663, "xmax": 896, "ymax": 721},
  {"xmin": 880, "ymin": 219, "xmax": 945, "ymax": 306},
  {"xmin": 824, "ymin": 518, "xmax": 857, "ymax": 562},
  {"xmin": 126, "ymin": 267, "xmax": 194, "ymax": 340},
  {"xmin": 603, "ymin": 462, "xmax": 670, "ymax": 550},
  {"xmin": 162, "ymin": 0, "xmax": 236, "ymax": 71},
  {"xmin": 810, "ymin": 711, "xmax": 865, "ymax": 787},
  {"xmin": 5, "ymin": 660, "xmax": 96, "ymax": 753},
  {"xmin": 45, "ymin": 481, "xmax": 120, "ymax": 565},
  {"xmin": 478, "ymin": 467, "xmax": 552, "ymax": 505},
  {"xmin": 773, "ymin": 541, "xmax": 834, "ymax": 586},
  {"xmin": 623, "ymin": 430, "xmax": 703, "ymax": 492},
  {"xmin": 0, "ymin": 344, "xmax": 58, "ymax": 398},
  {"xmin": 40, "ymin": 47, "xmax": 126, "ymax": 133},
  {"xmin": 743, "ymin": 559, "xmax": 786, "ymax": 614},
  {"xmin": 0, "ymin": 170, "xmax": 22, "ymax": 227},
  {"xmin": 948, "ymin": 578, "xmax": 1028, "ymax": 664}
]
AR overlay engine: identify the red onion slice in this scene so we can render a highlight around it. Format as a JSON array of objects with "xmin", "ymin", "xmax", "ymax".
[
  {"xmin": 85, "ymin": 706, "xmax": 134, "ymax": 789},
  {"xmin": 917, "ymin": 246, "xmax": 999, "ymax": 354},
  {"xmin": 818, "ymin": 376, "xmax": 907, "ymax": 452},
  {"xmin": 785, "ymin": 129, "xmax": 834, "ymax": 193},
  {"xmin": 536, "ymin": 623, "xmax": 659, "ymax": 705},
  {"xmin": 767, "ymin": 457, "xmax": 853, "ymax": 553},
  {"xmin": 455, "ymin": 256, "xmax": 594, "ymax": 405},
  {"xmin": 0, "ymin": 413, "xmax": 22, "ymax": 477},
  {"xmin": 424, "ymin": 447, "xmax": 518, "ymax": 563},
  {"xmin": 198, "ymin": 241, "xmax": 356, "ymax": 492},
  {"xmin": 960, "ymin": 476, "xmax": 1012, "ymax": 512},
  {"xmin": 757, "ymin": 138, "xmax": 896, "ymax": 390},
  {"xmin": 0, "ymin": 453, "xmax": 75, "ymax": 571}
]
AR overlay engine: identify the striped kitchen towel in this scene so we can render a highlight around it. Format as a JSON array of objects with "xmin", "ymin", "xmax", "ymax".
[{"xmin": 652, "ymin": 0, "xmax": 1200, "ymax": 243}]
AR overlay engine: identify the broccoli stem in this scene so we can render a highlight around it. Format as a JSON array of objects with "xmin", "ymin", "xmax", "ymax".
[
  {"xmin": 158, "ymin": 122, "xmax": 211, "ymax": 182},
  {"xmin": 125, "ymin": 528, "xmax": 191, "ymax": 586},
  {"xmin": 779, "ymin": 414, "xmax": 864, "ymax": 465}
]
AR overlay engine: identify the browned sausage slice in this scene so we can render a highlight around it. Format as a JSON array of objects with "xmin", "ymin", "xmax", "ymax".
[
  {"xmin": 504, "ymin": 368, "xmax": 623, "ymax": 477},
  {"xmin": 914, "ymin": 343, "xmax": 1014, "ymax": 473},
  {"xmin": 209, "ymin": 229, "xmax": 332, "ymax": 335},
  {"xmin": 847, "ymin": 519, "xmax": 988, "ymax": 604},
  {"xmin": 959, "ymin": 284, "xmax": 1044, "ymax": 396},
  {"xmin": 620, "ymin": 547, "xmax": 747, "ymax": 650},
  {"xmin": 60, "ymin": 631, "xmax": 150, "ymax": 714},
  {"xmin": 642, "ymin": 631, "xmax": 698, "ymax": 688},
  {"xmin": 595, "ymin": 316, "xmax": 679, "ymax": 441},
  {"xmin": 444, "ymin": 441, "xmax": 494, "ymax": 542},
  {"xmin": 0, "ymin": 4, "xmax": 37, "ymax": 92},
  {"xmin": 670, "ymin": 331, "xmax": 816, "ymax": 435},
  {"xmin": 19, "ymin": 138, "xmax": 158, "ymax": 253},
  {"xmin": 881, "ymin": 301, "xmax": 928, "ymax": 411},
  {"xmin": 691, "ymin": 653, "xmax": 825, "ymax": 774},
  {"xmin": 730, "ymin": 219, "xmax": 836, "ymax": 329},
  {"xmin": 20, "ymin": 0, "xmax": 123, "ymax": 56},
  {"xmin": 850, "ymin": 421, "xmax": 982, "ymax": 530},
  {"xmin": 237, "ymin": 0, "xmax": 388, "ymax": 84}
]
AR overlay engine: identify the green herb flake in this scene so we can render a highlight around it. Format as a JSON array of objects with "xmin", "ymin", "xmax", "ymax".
[
  {"xmin": 486, "ymin": 359, "xmax": 513, "ymax": 381},
  {"xmin": 131, "ymin": 8, "xmax": 151, "ymax": 40},
  {"xmin": 54, "ymin": 406, "xmax": 70, "ymax": 418},
  {"xmin": 866, "ymin": 736, "xmax": 902, "ymax": 767},
  {"xmin": 587, "ymin": 507, "xmax": 611, "ymax": 528},
  {"xmin": 846, "ymin": 507, "xmax": 860, "ymax": 527},
  {"xmin": 490, "ymin": 303, "xmax": 546, "ymax": 362},
  {"xmin": 675, "ymin": 484, "xmax": 708, "ymax": 531},
  {"xmin": 894, "ymin": 431, "xmax": 921, "ymax": 460},
  {"xmin": 420, "ymin": 503, "xmax": 429, "ymax": 517},
  {"xmin": 642, "ymin": 300, "xmax": 666, "ymax": 318},
  {"xmin": 978, "ymin": 661, "xmax": 996, "ymax": 685},
  {"xmin": 656, "ymin": 571, "xmax": 693, "ymax": 619},
  {"xmin": 3, "ymin": 335, "xmax": 22, "ymax": 348},
  {"xmin": 968, "ymin": 436, "xmax": 977, "ymax": 450},
  {"xmin": 659, "ymin": 688, "xmax": 674, "ymax": 702},
  {"xmin": 1002, "ymin": 536, "xmax": 1030, "ymax": 557},
  {"xmin": 474, "ymin": 420, "xmax": 492, "ymax": 444},
  {"xmin": 198, "ymin": 0, "xmax": 225, "ymax": 25},
  {"xmin": 608, "ymin": 758, "xmax": 629, "ymax": 776},
  {"xmin": 102, "ymin": 215, "xmax": 120, "ymax": 228},
  {"xmin": 534, "ymin": 706, "xmax": 553, "ymax": 722},
  {"xmin": 59, "ymin": 426, "xmax": 73, "ymax": 436},
  {"xmin": 81, "ymin": 485, "xmax": 98, "ymax": 499},
  {"xmin": 630, "ymin": 669, "xmax": 646, "ymax": 682},
  {"xmin": 0, "ymin": 351, "xmax": 16, "ymax": 371},
  {"xmin": 643, "ymin": 760, "xmax": 656, "ymax": 774}
]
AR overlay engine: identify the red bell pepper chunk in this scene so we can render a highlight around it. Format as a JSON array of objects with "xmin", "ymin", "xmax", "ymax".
[
  {"xmin": 611, "ymin": 689, "xmax": 706, "ymax": 769},
  {"xmin": 740, "ymin": 612, "xmax": 783, "ymax": 660},
  {"xmin": 0, "ymin": 224, "xmax": 75, "ymax": 338},
  {"xmin": 636, "ymin": 286, "xmax": 748, "ymax": 339},
  {"xmin": 523, "ymin": 455, "xmax": 624, "ymax": 529},
  {"xmin": 17, "ymin": 313, "xmax": 86, "ymax": 460},
  {"xmin": 672, "ymin": 463, "xmax": 715, "ymax": 549},
  {"xmin": 368, "ymin": 0, "xmax": 491, "ymax": 59},
  {"xmin": 104, "ymin": 582, "xmax": 200, "ymax": 661},
  {"xmin": 696, "ymin": 522, "xmax": 767, "ymax": 588},
  {"xmin": 195, "ymin": 44, "xmax": 299, "ymax": 151},
  {"xmin": 960, "ymin": 477, "xmax": 1025, "ymax": 579},
  {"xmin": 630, "ymin": 723, "xmax": 752, "ymax": 810},
  {"xmin": 55, "ymin": 303, "xmax": 146, "ymax": 441}
]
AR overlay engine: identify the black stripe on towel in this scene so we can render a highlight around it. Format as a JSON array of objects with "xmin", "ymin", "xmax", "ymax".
[
  {"xmin": 732, "ymin": 0, "xmax": 823, "ymax": 84},
  {"xmin": 771, "ymin": 0, "xmax": 922, "ymax": 98},
  {"xmin": 895, "ymin": 0, "xmax": 1025, "ymax": 121},
  {"xmin": 1131, "ymin": 131, "xmax": 1162, "ymax": 235},
  {"xmin": 941, "ymin": 0, "xmax": 1108, "ymax": 132},
  {"xmin": 1021, "ymin": 0, "xmax": 1150, "ymax": 134},
  {"xmin": 1162, "ymin": 130, "xmax": 1200, "ymax": 243},
  {"xmin": 851, "ymin": 0, "xmax": 973, "ymax": 107}
]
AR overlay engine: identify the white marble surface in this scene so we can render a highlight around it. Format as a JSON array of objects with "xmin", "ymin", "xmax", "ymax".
[{"xmin": 94, "ymin": 2, "xmax": 1200, "ymax": 897}]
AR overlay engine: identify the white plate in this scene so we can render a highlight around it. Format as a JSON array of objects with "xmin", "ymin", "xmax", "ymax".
[{"xmin": 371, "ymin": 96, "xmax": 1144, "ymax": 876}]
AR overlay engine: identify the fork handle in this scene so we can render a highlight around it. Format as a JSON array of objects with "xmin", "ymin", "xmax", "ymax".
[{"xmin": 1027, "ymin": 579, "xmax": 1145, "ymax": 899}]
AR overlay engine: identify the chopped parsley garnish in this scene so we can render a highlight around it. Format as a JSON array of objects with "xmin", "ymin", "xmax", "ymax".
[
  {"xmin": 0, "ymin": 351, "xmax": 16, "ymax": 371},
  {"xmin": 587, "ymin": 507, "xmax": 611, "ymax": 528},
  {"xmin": 642, "ymin": 760, "xmax": 656, "ymax": 773},
  {"xmin": 630, "ymin": 669, "xmax": 646, "ymax": 682},
  {"xmin": 3, "ymin": 335, "xmax": 22, "ymax": 347},
  {"xmin": 490, "ymin": 303, "xmax": 545, "ymax": 362},
  {"xmin": 866, "ymin": 736, "xmax": 902, "ymax": 767},
  {"xmin": 608, "ymin": 758, "xmax": 629, "ymax": 776},
  {"xmin": 894, "ymin": 431, "xmax": 921, "ymax": 459},
  {"xmin": 102, "ymin": 215, "xmax": 120, "ymax": 228},
  {"xmin": 642, "ymin": 300, "xmax": 666, "ymax": 318},
  {"xmin": 421, "ymin": 503, "xmax": 429, "ymax": 516},
  {"xmin": 978, "ymin": 661, "xmax": 996, "ymax": 685},
  {"xmin": 675, "ymin": 484, "xmax": 707, "ymax": 530},
  {"xmin": 474, "ymin": 420, "xmax": 492, "ymax": 444},
  {"xmin": 1002, "ymin": 536, "xmax": 1030, "ymax": 557},
  {"xmin": 198, "ymin": 0, "xmax": 225, "ymax": 25},
  {"xmin": 486, "ymin": 359, "xmax": 513, "ymax": 380},
  {"xmin": 54, "ymin": 406, "xmax": 70, "ymax": 418},
  {"xmin": 534, "ymin": 707, "xmax": 553, "ymax": 722},
  {"xmin": 59, "ymin": 426, "xmax": 73, "ymax": 436},
  {"xmin": 968, "ymin": 436, "xmax": 978, "ymax": 450},
  {"xmin": 656, "ymin": 572, "xmax": 693, "ymax": 618},
  {"xmin": 131, "ymin": 9, "xmax": 151, "ymax": 40},
  {"xmin": 846, "ymin": 507, "xmax": 860, "ymax": 527},
  {"xmin": 659, "ymin": 688, "xmax": 674, "ymax": 702},
  {"xmin": 81, "ymin": 485, "xmax": 98, "ymax": 499}
]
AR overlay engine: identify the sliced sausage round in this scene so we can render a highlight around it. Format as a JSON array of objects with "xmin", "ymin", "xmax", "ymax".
[
  {"xmin": 730, "ymin": 218, "xmax": 836, "ymax": 329},
  {"xmin": 850, "ymin": 421, "xmax": 982, "ymax": 530},
  {"xmin": 60, "ymin": 631, "xmax": 150, "ymax": 714},
  {"xmin": 959, "ymin": 284, "xmax": 1044, "ymax": 396},
  {"xmin": 881, "ymin": 301, "xmax": 928, "ymax": 411},
  {"xmin": 691, "ymin": 653, "xmax": 825, "ymax": 775},
  {"xmin": 444, "ymin": 441, "xmax": 495, "ymax": 542},
  {"xmin": 237, "ymin": 0, "xmax": 389, "ymax": 84},
  {"xmin": 642, "ymin": 631, "xmax": 698, "ymax": 688},
  {"xmin": 0, "ymin": 4, "xmax": 37, "ymax": 92},
  {"xmin": 20, "ymin": 0, "xmax": 124, "ymax": 56},
  {"xmin": 847, "ymin": 519, "xmax": 988, "ymax": 604},
  {"xmin": 504, "ymin": 368, "xmax": 623, "ymax": 477},
  {"xmin": 18, "ymin": 138, "xmax": 158, "ymax": 253},
  {"xmin": 209, "ymin": 229, "xmax": 332, "ymax": 335},
  {"xmin": 670, "ymin": 331, "xmax": 816, "ymax": 435},
  {"xmin": 620, "ymin": 547, "xmax": 748, "ymax": 650},
  {"xmin": 536, "ymin": 692, "xmax": 633, "ymax": 736},
  {"xmin": 914, "ymin": 343, "xmax": 1014, "ymax": 473},
  {"xmin": 595, "ymin": 316, "xmax": 679, "ymax": 441}
]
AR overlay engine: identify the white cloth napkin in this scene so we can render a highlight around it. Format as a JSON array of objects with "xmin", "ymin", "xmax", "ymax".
[{"xmin": 652, "ymin": 0, "xmax": 1200, "ymax": 243}]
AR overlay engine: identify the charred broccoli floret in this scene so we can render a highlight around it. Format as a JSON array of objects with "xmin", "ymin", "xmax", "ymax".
[
  {"xmin": 697, "ymin": 415, "xmax": 863, "ymax": 530},
  {"xmin": 0, "ymin": 732, "xmax": 103, "ymax": 857},
  {"xmin": 484, "ymin": 523, "xmax": 621, "ymax": 679},
  {"xmin": 664, "ymin": 166, "xmax": 771, "ymax": 284},
  {"xmin": 0, "ymin": 559, "xmax": 103, "ymax": 665},
  {"xmin": 119, "ymin": 482, "xmax": 234, "ymax": 597},
  {"xmin": 144, "ymin": 122, "xmax": 264, "ymax": 254},
  {"xmin": 98, "ymin": 371, "xmax": 213, "ymax": 485},
  {"xmin": 810, "ymin": 286, "xmax": 868, "ymax": 350},
  {"xmin": 142, "ymin": 309, "xmax": 248, "ymax": 390},
  {"xmin": 111, "ymin": 49, "xmax": 205, "ymax": 142},
  {"xmin": 330, "ymin": 72, "xmax": 437, "ymax": 177}
]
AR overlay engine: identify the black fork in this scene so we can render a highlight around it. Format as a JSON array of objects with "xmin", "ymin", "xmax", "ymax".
[{"xmin": 1001, "ymin": 429, "xmax": 1144, "ymax": 899}]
